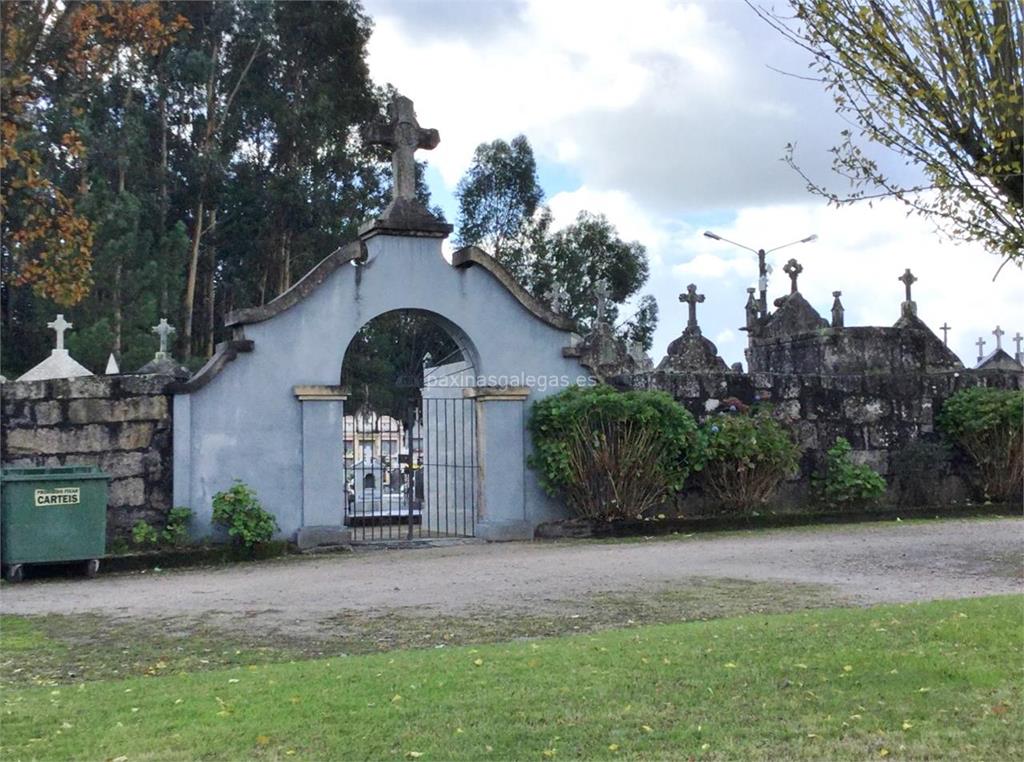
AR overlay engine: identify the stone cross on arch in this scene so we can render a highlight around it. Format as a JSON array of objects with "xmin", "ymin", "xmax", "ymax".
[
  {"xmin": 1014, "ymin": 331, "xmax": 1023, "ymax": 357},
  {"xmin": 898, "ymin": 268, "xmax": 917, "ymax": 302},
  {"xmin": 362, "ymin": 94, "xmax": 440, "ymax": 204},
  {"xmin": 976, "ymin": 336, "xmax": 986, "ymax": 361},
  {"xmin": 939, "ymin": 322, "xmax": 951, "ymax": 346},
  {"xmin": 545, "ymin": 283, "xmax": 569, "ymax": 315},
  {"xmin": 783, "ymin": 258, "xmax": 803, "ymax": 294},
  {"xmin": 679, "ymin": 283, "xmax": 705, "ymax": 330},
  {"xmin": 992, "ymin": 325, "xmax": 1004, "ymax": 351},
  {"xmin": 48, "ymin": 314, "xmax": 72, "ymax": 351},
  {"xmin": 152, "ymin": 318, "xmax": 176, "ymax": 358}
]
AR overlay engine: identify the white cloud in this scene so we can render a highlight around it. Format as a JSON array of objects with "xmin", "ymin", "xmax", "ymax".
[
  {"xmin": 547, "ymin": 186, "xmax": 673, "ymax": 264},
  {"xmin": 650, "ymin": 199, "xmax": 1024, "ymax": 366},
  {"xmin": 363, "ymin": 0, "xmax": 894, "ymax": 208},
  {"xmin": 362, "ymin": 1, "xmax": 1023, "ymax": 369}
]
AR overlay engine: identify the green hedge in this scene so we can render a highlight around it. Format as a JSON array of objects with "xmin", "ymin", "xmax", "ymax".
[
  {"xmin": 939, "ymin": 387, "xmax": 1023, "ymax": 501},
  {"xmin": 699, "ymin": 410, "xmax": 799, "ymax": 512},
  {"xmin": 528, "ymin": 385, "xmax": 701, "ymax": 520}
]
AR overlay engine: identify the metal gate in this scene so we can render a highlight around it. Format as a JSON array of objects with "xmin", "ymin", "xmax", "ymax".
[{"xmin": 343, "ymin": 398, "xmax": 476, "ymax": 541}]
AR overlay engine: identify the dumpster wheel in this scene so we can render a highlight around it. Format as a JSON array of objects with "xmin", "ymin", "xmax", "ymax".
[
  {"xmin": 84, "ymin": 559, "xmax": 100, "ymax": 578},
  {"xmin": 4, "ymin": 564, "xmax": 24, "ymax": 583}
]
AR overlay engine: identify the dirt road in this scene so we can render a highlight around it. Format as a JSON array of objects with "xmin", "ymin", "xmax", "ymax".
[{"xmin": 2, "ymin": 519, "xmax": 1020, "ymax": 641}]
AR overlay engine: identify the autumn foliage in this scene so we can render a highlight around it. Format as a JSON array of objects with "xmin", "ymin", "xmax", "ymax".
[{"xmin": 1, "ymin": 1, "xmax": 185, "ymax": 305}]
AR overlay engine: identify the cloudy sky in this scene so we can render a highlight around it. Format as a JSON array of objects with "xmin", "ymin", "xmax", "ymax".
[{"xmin": 362, "ymin": 0, "xmax": 1022, "ymax": 366}]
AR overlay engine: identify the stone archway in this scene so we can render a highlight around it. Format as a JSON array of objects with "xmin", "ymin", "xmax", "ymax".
[
  {"xmin": 171, "ymin": 95, "xmax": 593, "ymax": 547},
  {"xmin": 339, "ymin": 308, "xmax": 481, "ymax": 542}
]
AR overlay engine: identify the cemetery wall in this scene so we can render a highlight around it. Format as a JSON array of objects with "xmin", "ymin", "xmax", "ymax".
[
  {"xmin": 1, "ymin": 375, "xmax": 175, "ymax": 539},
  {"xmin": 632, "ymin": 366, "xmax": 1024, "ymax": 509}
]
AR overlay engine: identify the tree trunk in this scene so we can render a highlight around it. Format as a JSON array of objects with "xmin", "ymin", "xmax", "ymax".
[
  {"xmin": 157, "ymin": 72, "xmax": 170, "ymax": 316},
  {"xmin": 278, "ymin": 231, "xmax": 292, "ymax": 294},
  {"xmin": 205, "ymin": 207, "xmax": 218, "ymax": 358},
  {"xmin": 182, "ymin": 197, "xmax": 204, "ymax": 358}
]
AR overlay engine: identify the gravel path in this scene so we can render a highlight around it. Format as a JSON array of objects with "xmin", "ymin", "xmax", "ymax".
[{"xmin": 2, "ymin": 519, "xmax": 1021, "ymax": 637}]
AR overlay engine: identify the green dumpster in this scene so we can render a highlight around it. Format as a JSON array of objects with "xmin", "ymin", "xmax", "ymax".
[{"xmin": 1, "ymin": 466, "xmax": 109, "ymax": 582}]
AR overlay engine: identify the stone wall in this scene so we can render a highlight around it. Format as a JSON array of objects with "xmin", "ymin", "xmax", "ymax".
[
  {"xmin": 631, "ymin": 366, "xmax": 1023, "ymax": 509},
  {"xmin": 1, "ymin": 375, "xmax": 175, "ymax": 539}
]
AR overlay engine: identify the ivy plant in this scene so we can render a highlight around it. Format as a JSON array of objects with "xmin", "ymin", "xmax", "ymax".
[{"xmin": 818, "ymin": 437, "xmax": 887, "ymax": 509}]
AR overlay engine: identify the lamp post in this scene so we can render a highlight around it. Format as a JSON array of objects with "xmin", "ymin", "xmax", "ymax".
[{"xmin": 703, "ymin": 231, "xmax": 818, "ymax": 319}]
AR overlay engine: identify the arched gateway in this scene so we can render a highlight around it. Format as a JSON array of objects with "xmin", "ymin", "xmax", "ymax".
[{"xmin": 172, "ymin": 96, "xmax": 591, "ymax": 546}]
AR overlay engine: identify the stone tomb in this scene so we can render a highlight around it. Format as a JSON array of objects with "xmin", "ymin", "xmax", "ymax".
[{"xmin": 171, "ymin": 96, "xmax": 590, "ymax": 546}]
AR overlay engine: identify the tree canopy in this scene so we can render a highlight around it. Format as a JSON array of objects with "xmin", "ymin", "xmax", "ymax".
[
  {"xmin": 454, "ymin": 135, "xmax": 544, "ymax": 267},
  {"xmin": 2, "ymin": 0, "xmax": 396, "ymax": 374},
  {"xmin": 453, "ymin": 136, "xmax": 659, "ymax": 349},
  {"xmin": 753, "ymin": 0, "xmax": 1023, "ymax": 270}
]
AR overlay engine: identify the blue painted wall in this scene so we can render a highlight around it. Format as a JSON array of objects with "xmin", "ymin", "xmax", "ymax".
[{"xmin": 174, "ymin": 233, "xmax": 591, "ymax": 540}]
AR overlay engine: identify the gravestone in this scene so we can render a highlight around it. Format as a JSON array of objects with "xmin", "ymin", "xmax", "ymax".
[
  {"xmin": 17, "ymin": 315, "xmax": 93, "ymax": 382},
  {"xmin": 137, "ymin": 318, "xmax": 189, "ymax": 377},
  {"xmin": 658, "ymin": 283, "xmax": 727, "ymax": 371}
]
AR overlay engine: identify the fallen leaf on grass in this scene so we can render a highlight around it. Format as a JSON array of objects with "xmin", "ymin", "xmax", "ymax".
[
  {"xmin": 406, "ymin": 753, "xmax": 423, "ymax": 759},
  {"xmin": 256, "ymin": 736, "xmax": 270, "ymax": 746}
]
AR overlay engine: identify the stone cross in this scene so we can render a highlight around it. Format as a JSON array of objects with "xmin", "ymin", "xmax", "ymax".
[
  {"xmin": 595, "ymin": 280, "xmax": 611, "ymax": 325},
  {"xmin": 939, "ymin": 322, "xmax": 951, "ymax": 346},
  {"xmin": 362, "ymin": 95, "xmax": 440, "ymax": 204},
  {"xmin": 545, "ymin": 284, "xmax": 569, "ymax": 314},
  {"xmin": 976, "ymin": 336, "xmax": 986, "ymax": 362},
  {"xmin": 1014, "ymin": 332, "xmax": 1023, "ymax": 357},
  {"xmin": 992, "ymin": 325, "xmax": 1004, "ymax": 351},
  {"xmin": 47, "ymin": 314, "xmax": 72, "ymax": 351},
  {"xmin": 152, "ymin": 318, "xmax": 176, "ymax": 358},
  {"xmin": 783, "ymin": 258, "xmax": 803, "ymax": 294},
  {"xmin": 831, "ymin": 290, "xmax": 844, "ymax": 328},
  {"xmin": 679, "ymin": 283, "xmax": 705, "ymax": 330},
  {"xmin": 744, "ymin": 287, "xmax": 758, "ymax": 330},
  {"xmin": 898, "ymin": 268, "xmax": 917, "ymax": 302}
]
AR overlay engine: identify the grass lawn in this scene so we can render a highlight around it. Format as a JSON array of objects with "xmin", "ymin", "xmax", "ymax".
[{"xmin": 1, "ymin": 596, "xmax": 1021, "ymax": 761}]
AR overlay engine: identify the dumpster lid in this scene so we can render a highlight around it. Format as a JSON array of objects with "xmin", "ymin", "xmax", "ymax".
[{"xmin": 1, "ymin": 466, "xmax": 109, "ymax": 482}]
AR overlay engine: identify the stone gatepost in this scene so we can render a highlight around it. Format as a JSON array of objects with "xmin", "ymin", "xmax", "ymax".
[
  {"xmin": 293, "ymin": 385, "xmax": 349, "ymax": 549},
  {"xmin": 466, "ymin": 386, "xmax": 532, "ymax": 541}
]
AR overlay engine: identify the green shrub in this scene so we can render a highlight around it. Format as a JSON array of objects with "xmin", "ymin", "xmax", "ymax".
[
  {"xmin": 528, "ymin": 385, "xmax": 701, "ymax": 520},
  {"xmin": 161, "ymin": 506, "xmax": 194, "ymax": 547},
  {"xmin": 699, "ymin": 410, "xmax": 799, "ymax": 512},
  {"xmin": 131, "ymin": 520, "xmax": 159, "ymax": 547},
  {"xmin": 211, "ymin": 482, "xmax": 279, "ymax": 548},
  {"xmin": 938, "ymin": 387, "xmax": 1023, "ymax": 501},
  {"xmin": 818, "ymin": 437, "xmax": 887, "ymax": 508}
]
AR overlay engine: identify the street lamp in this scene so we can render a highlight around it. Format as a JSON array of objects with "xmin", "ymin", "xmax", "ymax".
[{"xmin": 703, "ymin": 231, "xmax": 818, "ymax": 319}]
